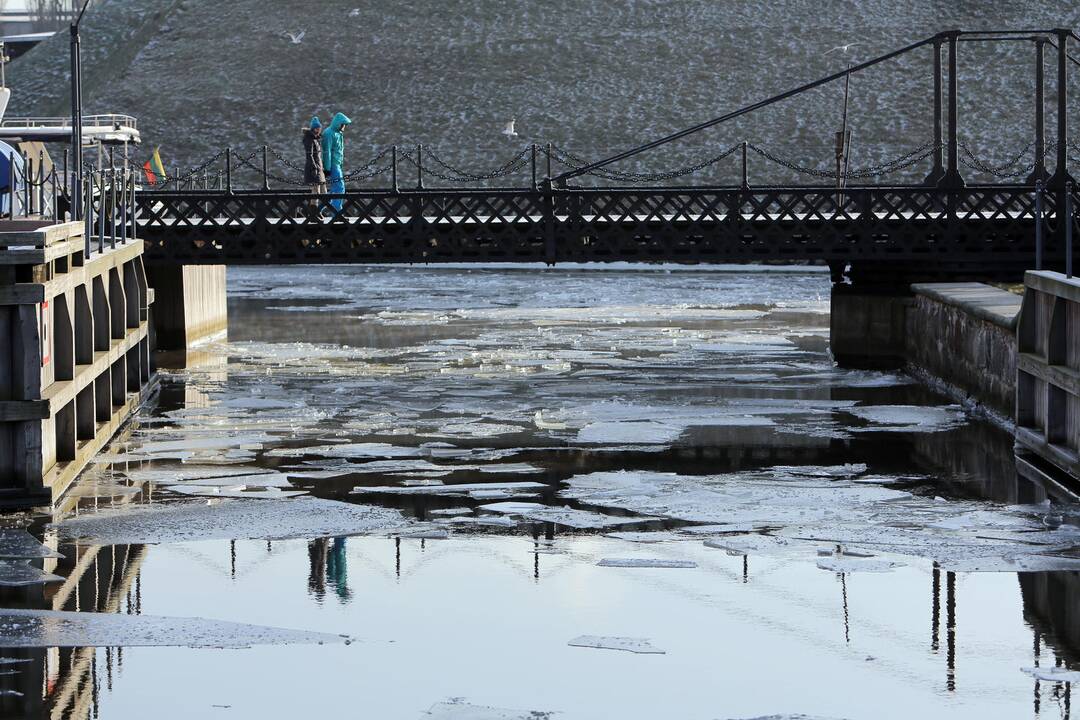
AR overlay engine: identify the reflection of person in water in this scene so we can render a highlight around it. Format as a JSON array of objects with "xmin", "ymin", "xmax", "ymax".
[
  {"xmin": 326, "ymin": 537, "xmax": 351, "ymax": 601},
  {"xmin": 308, "ymin": 538, "xmax": 328, "ymax": 600}
]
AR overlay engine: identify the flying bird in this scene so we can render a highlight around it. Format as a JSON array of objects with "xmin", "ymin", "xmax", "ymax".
[
  {"xmin": 284, "ymin": 30, "xmax": 306, "ymax": 44},
  {"xmin": 349, "ymin": 8, "xmax": 361, "ymax": 16},
  {"xmin": 502, "ymin": 119, "xmax": 518, "ymax": 138},
  {"xmin": 824, "ymin": 41, "xmax": 861, "ymax": 56}
]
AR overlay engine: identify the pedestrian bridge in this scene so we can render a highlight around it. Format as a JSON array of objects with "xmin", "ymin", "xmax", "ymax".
[{"xmin": 124, "ymin": 28, "xmax": 1080, "ymax": 281}]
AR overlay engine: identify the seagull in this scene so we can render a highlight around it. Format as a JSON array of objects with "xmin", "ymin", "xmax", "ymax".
[
  {"xmin": 502, "ymin": 118, "xmax": 518, "ymax": 138},
  {"xmin": 349, "ymin": 8, "xmax": 361, "ymax": 16},
  {"xmin": 284, "ymin": 30, "xmax": 306, "ymax": 44},
  {"xmin": 824, "ymin": 41, "xmax": 861, "ymax": 56}
]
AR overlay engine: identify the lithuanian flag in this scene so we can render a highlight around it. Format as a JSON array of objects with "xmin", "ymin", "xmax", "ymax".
[{"xmin": 143, "ymin": 147, "xmax": 166, "ymax": 186}]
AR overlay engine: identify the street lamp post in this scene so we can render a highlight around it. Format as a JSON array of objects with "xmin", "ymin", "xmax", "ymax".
[{"xmin": 69, "ymin": 0, "xmax": 92, "ymax": 221}]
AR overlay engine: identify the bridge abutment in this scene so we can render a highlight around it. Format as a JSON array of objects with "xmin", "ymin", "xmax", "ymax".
[
  {"xmin": 829, "ymin": 285, "xmax": 911, "ymax": 369},
  {"xmin": 146, "ymin": 265, "xmax": 228, "ymax": 354}
]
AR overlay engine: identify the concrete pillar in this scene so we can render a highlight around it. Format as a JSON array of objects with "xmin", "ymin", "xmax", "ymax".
[
  {"xmin": 829, "ymin": 285, "xmax": 911, "ymax": 369},
  {"xmin": 146, "ymin": 265, "xmax": 228, "ymax": 351}
]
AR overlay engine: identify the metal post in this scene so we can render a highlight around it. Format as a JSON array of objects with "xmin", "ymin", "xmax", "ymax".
[
  {"xmin": 52, "ymin": 167, "xmax": 58, "ymax": 221},
  {"xmin": 97, "ymin": 172, "xmax": 106, "ymax": 251},
  {"xmin": 120, "ymin": 168, "xmax": 127, "ymax": 244},
  {"xmin": 23, "ymin": 154, "xmax": 30, "ymax": 216},
  {"xmin": 531, "ymin": 143, "xmax": 538, "ymax": 191},
  {"xmin": 69, "ymin": 20, "xmax": 82, "ymax": 219},
  {"xmin": 37, "ymin": 150, "xmax": 45, "ymax": 215},
  {"xmin": 7, "ymin": 153, "xmax": 13, "ymax": 220},
  {"xmin": 927, "ymin": 38, "xmax": 944, "ymax": 185},
  {"xmin": 108, "ymin": 158, "xmax": 116, "ymax": 245},
  {"xmin": 1036, "ymin": 180, "xmax": 1045, "ymax": 271},
  {"xmin": 226, "ymin": 148, "xmax": 232, "ymax": 194},
  {"xmin": 63, "ymin": 147, "xmax": 69, "ymax": 203},
  {"xmin": 129, "ymin": 170, "xmax": 137, "ymax": 242},
  {"xmin": 1030, "ymin": 38, "xmax": 1046, "ymax": 183},
  {"xmin": 1067, "ymin": 181, "xmax": 1074, "ymax": 278},
  {"xmin": 392, "ymin": 145, "xmax": 398, "ymax": 193},
  {"xmin": 1051, "ymin": 29, "xmax": 1070, "ymax": 187},
  {"xmin": 83, "ymin": 173, "xmax": 91, "ymax": 256},
  {"xmin": 941, "ymin": 31, "xmax": 964, "ymax": 188},
  {"xmin": 416, "ymin": 143, "xmax": 424, "ymax": 189},
  {"xmin": 262, "ymin": 145, "xmax": 270, "ymax": 190},
  {"xmin": 546, "ymin": 143, "xmax": 552, "ymax": 181},
  {"xmin": 741, "ymin": 141, "xmax": 749, "ymax": 189}
]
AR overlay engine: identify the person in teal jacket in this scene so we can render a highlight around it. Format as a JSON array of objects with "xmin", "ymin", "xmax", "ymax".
[{"xmin": 321, "ymin": 112, "xmax": 352, "ymax": 212}]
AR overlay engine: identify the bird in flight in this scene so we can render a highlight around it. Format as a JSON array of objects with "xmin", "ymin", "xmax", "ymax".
[
  {"xmin": 349, "ymin": 8, "xmax": 360, "ymax": 16},
  {"xmin": 502, "ymin": 119, "xmax": 518, "ymax": 138},
  {"xmin": 824, "ymin": 42, "xmax": 861, "ymax": 55},
  {"xmin": 284, "ymin": 30, "xmax": 306, "ymax": 44}
]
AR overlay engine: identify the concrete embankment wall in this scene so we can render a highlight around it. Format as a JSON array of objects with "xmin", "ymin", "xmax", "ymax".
[
  {"xmin": 905, "ymin": 283, "xmax": 1021, "ymax": 421},
  {"xmin": 146, "ymin": 265, "xmax": 227, "ymax": 351}
]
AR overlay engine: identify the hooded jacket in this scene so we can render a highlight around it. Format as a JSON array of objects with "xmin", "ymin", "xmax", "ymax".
[
  {"xmin": 303, "ymin": 117, "xmax": 325, "ymax": 185},
  {"xmin": 321, "ymin": 112, "xmax": 352, "ymax": 173}
]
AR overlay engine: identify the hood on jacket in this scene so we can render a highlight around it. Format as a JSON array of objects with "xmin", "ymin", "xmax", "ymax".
[{"xmin": 327, "ymin": 112, "xmax": 352, "ymax": 133}]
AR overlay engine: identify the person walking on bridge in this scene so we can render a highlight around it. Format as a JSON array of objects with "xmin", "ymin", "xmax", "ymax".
[
  {"xmin": 303, "ymin": 116, "xmax": 326, "ymax": 212},
  {"xmin": 322, "ymin": 112, "xmax": 352, "ymax": 212}
]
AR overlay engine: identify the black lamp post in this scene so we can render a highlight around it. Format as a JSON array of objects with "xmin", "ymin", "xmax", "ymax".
[{"xmin": 69, "ymin": 0, "xmax": 92, "ymax": 220}]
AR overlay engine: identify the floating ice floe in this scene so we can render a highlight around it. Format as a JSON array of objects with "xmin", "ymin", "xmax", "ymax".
[
  {"xmin": 0, "ymin": 609, "xmax": 349, "ymax": 649},
  {"xmin": 421, "ymin": 699, "xmax": 556, "ymax": 720},
  {"xmin": 445, "ymin": 516, "xmax": 518, "ymax": 528},
  {"xmin": 704, "ymin": 534, "xmax": 810, "ymax": 557},
  {"xmin": 577, "ymin": 421, "xmax": 684, "ymax": 445},
  {"xmin": 163, "ymin": 485, "xmax": 307, "ymax": 500},
  {"xmin": 56, "ymin": 498, "xmax": 404, "ymax": 544},
  {"xmin": 815, "ymin": 555, "xmax": 903, "ymax": 573},
  {"xmin": 266, "ymin": 443, "xmax": 426, "ymax": 459},
  {"xmin": 394, "ymin": 527, "xmax": 450, "ymax": 540},
  {"xmin": 0, "ymin": 530, "xmax": 63, "ymax": 560},
  {"xmin": 1022, "ymin": 666, "xmax": 1080, "ymax": 683},
  {"xmin": 567, "ymin": 635, "xmax": 665, "ymax": 654},
  {"xmin": 353, "ymin": 482, "xmax": 547, "ymax": 496},
  {"xmin": 429, "ymin": 508, "xmax": 473, "ymax": 517},
  {"xmin": 0, "ymin": 561, "xmax": 65, "ymax": 587},
  {"xmin": 521, "ymin": 507, "xmax": 650, "ymax": 530},
  {"xmin": 845, "ymin": 405, "xmax": 966, "ymax": 433},
  {"xmin": 597, "ymin": 558, "xmax": 697, "ymax": 568},
  {"xmin": 604, "ymin": 531, "xmax": 678, "ymax": 543}
]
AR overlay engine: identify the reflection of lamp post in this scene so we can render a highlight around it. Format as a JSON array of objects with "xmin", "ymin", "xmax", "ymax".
[{"xmin": 69, "ymin": 0, "xmax": 92, "ymax": 220}]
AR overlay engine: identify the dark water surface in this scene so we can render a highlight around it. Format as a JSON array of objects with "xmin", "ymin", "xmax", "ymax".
[{"xmin": 3, "ymin": 265, "xmax": 1080, "ymax": 720}]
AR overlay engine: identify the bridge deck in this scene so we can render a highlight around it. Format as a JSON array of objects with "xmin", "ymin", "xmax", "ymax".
[{"xmin": 132, "ymin": 184, "xmax": 1069, "ymax": 278}]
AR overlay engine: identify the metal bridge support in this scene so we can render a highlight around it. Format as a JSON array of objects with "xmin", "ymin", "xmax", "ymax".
[
  {"xmin": 145, "ymin": 265, "xmax": 227, "ymax": 354},
  {"xmin": 1027, "ymin": 38, "xmax": 1047, "ymax": 184},
  {"xmin": 939, "ymin": 31, "xmax": 965, "ymax": 189}
]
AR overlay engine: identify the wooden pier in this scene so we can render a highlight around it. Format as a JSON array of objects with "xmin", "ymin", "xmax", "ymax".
[{"xmin": 0, "ymin": 219, "xmax": 154, "ymax": 506}]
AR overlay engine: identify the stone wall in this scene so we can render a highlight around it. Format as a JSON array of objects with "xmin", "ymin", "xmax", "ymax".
[{"xmin": 905, "ymin": 283, "xmax": 1021, "ymax": 421}]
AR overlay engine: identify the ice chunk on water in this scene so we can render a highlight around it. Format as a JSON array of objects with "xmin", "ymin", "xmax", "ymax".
[
  {"xmin": 576, "ymin": 421, "xmax": 684, "ymax": 445},
  {"xmin": 522, "ymin": 507, "xmax": 651, "ymax": 530},
  {"xmin": 604, "ymin": 531, "xmax": 678, "ymax": 543},
  {"xmin": 0, "ymin": 561, "xmax": 64, "ymax": 587},
  {"xmin": 394, "ymin": 527, "xmax": 451, "ymax": 540},
  {"xmin": 0, "ymin": 609, "xmax": 349, "ymax": 648},
  {"xmin": 846, "ymin": 405, "xmax": 966, "ymax": 432},
  {"xmin": 940, "ymin": 554, "xmax": 1080, "ymax": 573},
  {"xmin": 597, "ymin": 558, "xmax": 697, "ymax": 568},
  {"xmin": 354, "ymin": 482, "xmax": 547, "ymax": 496},
  {"xmin": 266, "ymin": 443, "xmax": 426, "ymax": 459},
  {"xmin": 421, "ymin": 699, "xmax": 555, "ymax": 720},
  {"xmin": 816, "ymin": 556, "xmax": 903, "ymax": 573},
  {"xmin": 429, "ymin": 508, "xmax": 472, "ymax": 517},
  {"xmin": 704, "ymin": 534, "xmax": 810, "ymax": 557},
  {"xmin": 478, "ymin": 502, "xmax": 546, "ymax": 514},
  {"xmin": 1022, "ymin": 666, "xmax": 1080, "ymax": 683},
  {"xmin": 56, "ymin": 497, "xmax": 404, "ymax": 544},
  {"xmin": 0, "ymin": 530, "xmax": 63, "ymax": 560},
  {"xmin": 164, "ymin": 485, "xmax": 307, "ymax": 500},
  {"xmin": 446, "ymin": 516, "xmax": 518, "ymax": 528},
  {"xmin": 567, "ymin": 635, "xmax": 665, "ymax": 654}
]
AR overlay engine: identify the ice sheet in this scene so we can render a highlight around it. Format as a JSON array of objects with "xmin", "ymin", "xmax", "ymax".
[
  {"xmin": 0, "ymin": 530, "xmax": 63, "ymax": 560},
  {"xmin": 354, "ymin": 482, "xmax": 547, "ymax": 496},
  {"xmin": 422, "ymin": 700, "xmax": 556, "ymax": 720},
  {"xmin": 846, "ymin": 405, "xmax": 966, "ymax": 432},
  {"xmin": 1022, "ymin": 666, "xmax": 1080, "ymax": 683},
  {"xmin": 0, "ymin": 561, "xmax": 65, "ymax": 587},
  {"xmin": 0, "ymin": 609, "xmax": 349, "ymax": 648},
  {"xmin": 597, "ymin": 558, "xmax": 697, "ymax": 568},
  {"xmin": 567, "ymin": 635, "xmax": 665, "ymax": 654},
  {"xmin": 56, "ymin": 498, "xmax": 404, "ymax": 544}
]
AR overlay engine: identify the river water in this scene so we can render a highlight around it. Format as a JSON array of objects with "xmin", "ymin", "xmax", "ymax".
[{"xmin": 4, "ymin": 265, "xmax": 1080, "ymax": 719}]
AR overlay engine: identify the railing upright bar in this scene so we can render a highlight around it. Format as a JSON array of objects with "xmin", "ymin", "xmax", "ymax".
[
  {"xmin": 226, "ymin": 148, "xmax": 232, "ymax": 194},
  {"xmin": 1067, "ymin": 181, "xmax": 1074, "ymax": 278},
  {"xmin": 8, "ymin": 153, "xmax": 15, "ymax": 220},
  {"xmin": 1035, "ymin": 180, "xmax": 1045, "ymax": 270},
  {"xmin": 262, "ymin": 145, "xmax": 270, "ymax": 191},
  {"xmin": 416, "ymin": 143, "xmax": 424, "ymax": 189},
  {"xmin": 83, "ymin": 172, "xmax": 91, "ymax": 257},
  {"xmin": 38, "ymin": 151, "xmax": 44, "ymax": 216},
  {"xmin": 98, "ymin": 172, "xmax": 106, "ymax": 252},
  {"xmin": 392, "ymin": 145, "xmax": 398, "ymax": 193},
  {"xmin": 23, "ymin": 154, "xmax": 30, "ymax": 216},
  {"xmin": 531, "ymin": 144, "xmax": 537, "ymax": 191}
]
